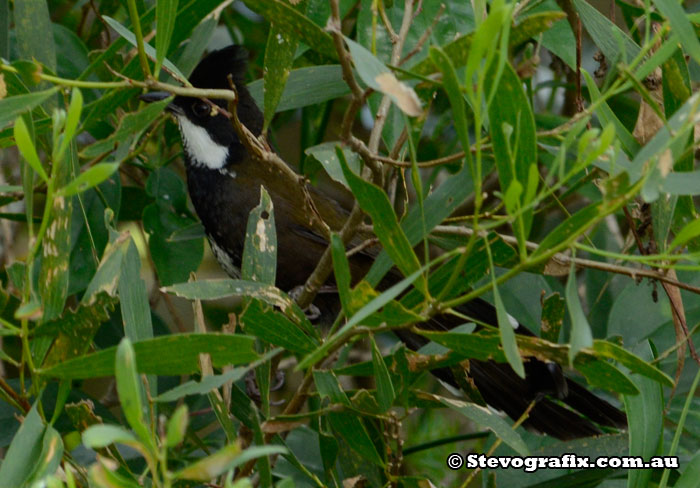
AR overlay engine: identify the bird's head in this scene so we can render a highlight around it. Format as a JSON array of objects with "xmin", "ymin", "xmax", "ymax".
[{"xmin": 140, "ymin": 45, "xmax": 263, "ymax": 170}]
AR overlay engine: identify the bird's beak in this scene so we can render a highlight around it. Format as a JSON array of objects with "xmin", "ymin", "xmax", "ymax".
[{"xmin": 139, "ymin": 91, "xmax": 184, "ymax": 115}]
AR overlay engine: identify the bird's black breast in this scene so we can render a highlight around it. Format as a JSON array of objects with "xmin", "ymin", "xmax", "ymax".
[{"xmin": 185, "ymin": 162, "xmax": 254, "ymax": 277}]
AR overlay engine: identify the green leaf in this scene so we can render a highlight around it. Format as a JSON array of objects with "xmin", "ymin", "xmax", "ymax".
[
  {"xmin": 119, "ymin": 238, "xmax": 153, "ymax": 342},
  {"xmin": 673, "ymin": 451, "xmax": 700, "ymax": 488},
  {"xmin": 345, "ymin": 37, "xmax": 421, "ymax": 116},
  {"xmin": 328, "ymin": 412, "xmax": 385, "ymax": 467},
  {"xmin": 540, "ymin": 292, "xmax": 565, "ymax": 343},
  {"xmin": 13, "ymin": 116, "xmax": 47, "ymax": 182},
  {"xmin": 331, "ymin": 233, "xmax": 352, "ymax": 315},
  {"xmin": 175, "ymin": 444, "xmax": 287, "ymax": 481},
  {"xmin": 263, "ymin": 0, "xmax": 306, "ymax": 130},
  {"xmin": 338, "ymin": 147, "xmax": 425, "ymax": 293},
  {"xmin": 242, "ymin": 187, "xmax": 276, "ymax": 285},
  {"xmin": 155, "ymin": 354, "xmax": 281, "ymax": 402},
  {"xmin": 175, "ymin": 17, "xmax": 217, "ymax": 78},
  {"xmin": 102, "ymin": 15, "xmax": 186, "ymax": 81},
  {"xmin": 573, "ymin": 0, "xmax": 640, "ymax": 62},
  {"xmin": 165, "ymin": 279, "xmax": 316, "ymax": 338},
  {"xmin": 429, "ymin": 46, "xmax": 470, "ymax": 170},
  {"xmin": 115, "ymin": 338, "xmax": 153, "ymax": 449},
  {"xmin": 0, "ymin": 402, "xmax": 44, "ymax": 488},
  {"xmin": 409, "ymin": 11, "xmax": 564, "ymax": 75},
  {"xmin": 371, "ymin": 337, "xmax": 395, "ymax": 412},
  {"xmin": 565, "ymin": 262, "xmax": 593, "ymax": 365},
  {"xmin": 82, "ymin": 424, "xmax": 139, "ymax": 449},
  {"xmin": 652, "ymin": 0, "xmax": 700, "ymax": 67},
  {"xmin": 155, "ymin": 0, "xmax": 179, "ymax": 73},
  {"xmin": 366, "ymin": 161, "xmax": 475, "ymax": 286},
  {"xmin": 314, "ymin": 370, "xmax": 351, "ymax": 406},
  {"xmin": 532, "ymin": 203, "xmax": 600, "ymax": 258},
  {"xmin": 592, "ymin": 340, "xmax": 674, "ymax": 387},
  {"xmin": 58, "ymin": 162, "xmax": 120, "ymax": 197},
  {"xmin": 488, "ymin": 60, "xmax": 537, "ymax": 239},
  {"xmin": 297, "ymin": 261, "xmax": 430, "ymax": 370},
  {"xmin": 575, "ymin": 356, "xmax": 639, "ymax": 395},
  {"xmin": 248, "ymin": 65, "xmax": 348, "ymax": 113},
  {"xmin": 624, "ymin": 343, "xmax": 663, "ymax": 488},
  {"xmin": 165, "ymin": 404, "xmax": 188, "ymax": 448},
  {"xmin": 435, "ymin": 394, "xmax": 529, "ymax": 456},
  {"xmin": 582, "ymin": 69, "xmax": 640, "ymax": 156},
  {"xmin": 27, "ymin": 426, "xmax": 63, "ymax": 485},
  {"xmin": 240, "ymin": 299, "xmax": 318, "ymax": 355},
  {"xmin": 14, "ymin": 0, "xmax": 56, "ymax": 73},
  {"xmin": 40, "ymin": 333, "xmax": 259, "ymax": 379},
  {"xmin": 55, "ymin": 87, "xmax": 83, "ymax": 162},
  {"xmin": 0, "ymin": 88, "xmax": 58, "ymax": 130},
  {"xmin": 304, "ymin": 142, "xmax": 362, "ymax": 190},
  {"xmin": 81, "ymin": 97, "xmax": 171, "ymax": 158},
  {"xmin": 493, "ymin": 284, "xmax": 525, "ymax": 378},
  {"xmin": 241, "ymin": 0, "xmax": 337, "ymax": 60}
]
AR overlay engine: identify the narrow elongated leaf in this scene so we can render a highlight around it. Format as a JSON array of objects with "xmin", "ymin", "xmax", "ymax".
[
  {"xmin": 371, "ymin": 336, "xmax": 395, "ymax": 412},
  {"xmin": 14, "ymin": 0, "xmax": 56, "ymax": 73},
  {"xmin": 27, "ymin": 426, "xmax": 63, "ymax": 484},
  {"xmin": 582, "ymin": 70, "xmax": 640, "ymax": 156},
  {"xmin": 652, "ymin": 0, "xmax": 700, "ymax": 66},
  {"xmin": 338, "ymin": 147, "xmax": 425, "ymax": 292},
  {"xmin": 328, "ymin": 412, "xmax": 385, "ymax": 466},
  {"xmin": 242, "ymin": 186, "xmax": 276, "ymax": 284},
  {"xmin": 566, "ymin": 262, "xmax": 593, "ymax": 365},
  {"xmin": 82, "ymin": 425, "xmax": 139, "ymax": 449},
  {"xmin": 55, "ymin": 87, "xmax": 83, "ymax": 162},
  {"xmin": 429, "ymin": 46, "xmax": 470, "ymax": 169},
  {"xmin": 0, "ymin": 88, "xmax": 58, "ymax": 130},
  {"xmin": 331, "ymin": 233, "xmax": 352, "ymax": 314},
  {"xmin": 592, "ymin": 341, "xmax": 673, "ymax": 387},
  {"xmin": 345, "ymin": 37, "xmax": 421, "ymax": 116},
  {"xmin": 0, "ymin": 403, "xmax": 44, "ymax": 488},
  {"xmin": 155, "ymin": 0, "xmax": 179, "ymax": 72},
  {"xmin": 58, "ymin": 162, "xmax": 120, "ymax": 197},
  {"xmin": 674, "ymin": 451, "xmax": 700, "ymax": 488},
  {"xmin": 263, "ymin": 0, "xmax": 306, "ymax": 130},
  {"xmin": 102, "ymin": 16, "xmax": 186, "ymax": 81},
  {"xmin": 574, "ymin": 0, "xmax": 640, "ymax": 62},
  {"xmin": 13, "ymin": 116, "xmax": 47, "ymax": 181},
  {"xmin": 240, "ymin": 299, "xmax": 318, "ymax": 355},
  {"xmin": 304, "ymin": 142, "xmax": 362, "ymax": 190},
  {"xmin": 40, "ymin": 333, "xmax": 259, "ymax": 379},
  {"xmin": 115, "ymin": 338, "xmax": 152, "ymax": 449},
  {"xmin": 493, "ymin": 285, "xmax": 525, "ymax": 378},
  {"xmin": 156, "ymin": 364, "xmax": 257, "ymax": 402},
  {"xmin": 248, "ymin": 65, "xmax": 348, "ymax": 113},
  {"xmin": 410, "ymin": 12, "xmax": 564, "ymax": 75},
  {"xmin": 624, "ymin": 343, "xmax": 663, "ymax": 488},
  {"xmin": 532, "ymin": 204, "xmax": 601, "ymax": 258},
  {"xmin": 241, "ymin": 0, "xmax": 337, "ymax": 59},
  {"xmin": 165, "ymin": 279, "xmax": 316, "ymax": 338},
  {"xmin": 488, "ymin": 60, "xmax": 537, "ymax": 239},
  {"xmin": 436, "ymin": 395, "xmax": 529, "ymax": 456}
]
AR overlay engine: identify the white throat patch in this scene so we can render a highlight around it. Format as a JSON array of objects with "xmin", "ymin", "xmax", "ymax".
[{"xmin": 177, "ymin": 115, "xmax": 229, "ymax": 170}]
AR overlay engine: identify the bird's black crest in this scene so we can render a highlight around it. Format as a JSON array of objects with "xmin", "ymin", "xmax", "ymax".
[{"xmin": 188, "ymin": 45, "xmax": 249, "ymax": 89}]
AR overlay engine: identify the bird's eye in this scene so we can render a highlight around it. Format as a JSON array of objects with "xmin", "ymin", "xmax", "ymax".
[{"xmin": 191, "ymin": 101, "xmax": 211, "ymax": 118}]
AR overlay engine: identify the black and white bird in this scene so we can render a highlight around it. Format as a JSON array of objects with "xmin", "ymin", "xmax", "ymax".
[{"xmin": 141, "ymin": 45, "xmax": 627, "ymax": 440}]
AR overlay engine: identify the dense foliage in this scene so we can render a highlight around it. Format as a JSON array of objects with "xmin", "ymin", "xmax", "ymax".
[{"xmin": 1, "ymin": 0, "xmax": 699, "ymax": 486}]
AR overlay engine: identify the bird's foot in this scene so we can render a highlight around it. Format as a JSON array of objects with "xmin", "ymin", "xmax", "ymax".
[
  {"xmin": 288, "ymin": 285, "xmax": 322, "ymax": 321},
  {"xmin": 244, "ymin": 370, "xmax": 286, "ymax": 405}
]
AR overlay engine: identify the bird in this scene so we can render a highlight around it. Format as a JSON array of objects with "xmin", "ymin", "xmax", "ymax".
[{"xmin": 140, "ymin": 45, "xmax": 627, "ymax": 440}]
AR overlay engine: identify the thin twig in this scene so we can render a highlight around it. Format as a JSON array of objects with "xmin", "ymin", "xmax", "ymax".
[{"xmin": 399, "ymin": 3, "xmax": 446, "ymax": 66}]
